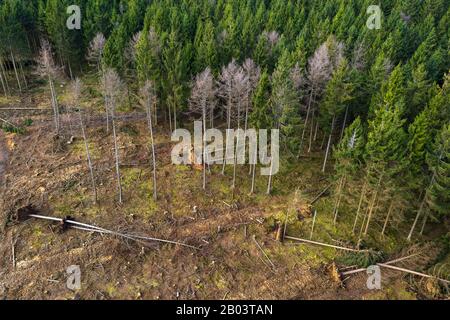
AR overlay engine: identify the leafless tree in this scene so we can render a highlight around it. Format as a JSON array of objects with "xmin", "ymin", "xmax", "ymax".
[
  {"xmin": 70, "ymin": 78, "xmax": 97, "ymax": 203},
  {"xmin": 140, "ymin": 80, "xmax": 158, "ymax": 200},
  {"xmin": 87, "ymin": 33, "xmax": 110, "ymax": 132},
  {"xmin": 87, "ymin": 33, "xmax": 106, "ymax": 73},
  {"xmin": 218, "ymin": 60, "xmax": 239, "ymax": 174},
  {"xmin": 261, "ymin": 31, "xmax": 280, "ymax": 54},
  {"xmin": 190, "ymin": 67, "xmax": 216, "ymax": 190},
  {"xmin": 231, "ymin": 67, "xmax": 249, "ymax": 191},
  {"xmin": 126, "ymin": 31, "xmax": 142, "ymax": 63},
  {"xmin": 36, "ymin": 39, "xmax": 61, "ymax": 134},
  {"xmin": 103, "ymin": 68, "xmax": 124, "ymax": 203},
  {"xmin": 299, "ymin": 41, "xmax": 332, "ymax": 154}
]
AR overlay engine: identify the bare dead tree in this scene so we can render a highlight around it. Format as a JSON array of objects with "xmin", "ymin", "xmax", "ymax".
[
  {"xmin": 36, "ymin": 39, "xmax": 61, "ymax": 134},
  {"xmin": 231, "ymin": 68, "xmax": 249, "ymax": 192},
  {"xmin": 140, "ymin": 80, "xmax": 158, "ymax": 200},
  {"xmin": 70, "ymin": 78, "xmax": 97, "ymax": 203},
  {"xmin": 103, "ymin": 68, "xmax": 124, "ymax": 203},
  {"xmin": 190, "ymin": 67, "xmax": 216, "ymax": 190},
  {"xmin": 218, "ymin": 60, "xmax": 239, "ymax": 175},
  {"xmin": 87, "ymin": 33, "xmax": 111, "ymax": 132},
  {"xmin": 87, "ymin": 33, "xmax": 106, "ymax": 74},
  {"xmin": 299, "ymin": 41, "xmax": 332, "ymax": 155}
]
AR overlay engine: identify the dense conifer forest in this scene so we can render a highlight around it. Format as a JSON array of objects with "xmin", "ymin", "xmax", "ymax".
[{"xmin": 0, "ymin": 0, "xmax": 449, "ymax": 300}]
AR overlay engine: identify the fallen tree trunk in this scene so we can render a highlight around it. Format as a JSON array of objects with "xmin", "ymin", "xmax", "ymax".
[
  {"xmin": 285, "ymin": 235, "xmax": 369, "ymax": 253},
  {"xmin": 22, "ymin": 212, "xmax": 199, "ymax": 250}
]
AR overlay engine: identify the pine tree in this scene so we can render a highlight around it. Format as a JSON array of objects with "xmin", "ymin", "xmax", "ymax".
[
  {"xmin": 332, "ymin": 117, "xmax": 365, "ymax": 224},
  {"xmin": 249, "ymin": 69, "xmax": 273, "ymax": 194},
  {"xmin": 271, "ymin": 50, "xmax": 301, "ymax": 157},
  {"xmin": 362, "ymin": 105, "xmax": 408, "ymax": 236},
  {"xmin": 425, "ymin": 124, "xmax": 450, "ymax": 221}
]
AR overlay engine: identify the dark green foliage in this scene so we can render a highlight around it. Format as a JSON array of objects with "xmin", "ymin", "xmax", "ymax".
[{"xmin": 426, "ymin": 124, "xmax": 450, "ymax": 219}]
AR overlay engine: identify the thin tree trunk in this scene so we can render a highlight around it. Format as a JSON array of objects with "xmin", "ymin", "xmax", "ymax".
[
  {"xmin": 146, "ymin": 98, "xmax": 157, "ymax": 200},
  {"xmin": 408, "ymin": 171, "xmax": 437, "ymax": 240},
  {"xmin": 308, "ymin": 112, "xmax": 315, "ymax": 153},
  {"xmin": 357, "ymin": 206, "xmax": 370, "ymax": 247},
  {"xmin": 364, "ymin": 178, "xmax": 382, "ymax": 236},
  {"xmin": 79, "ymin": 111, "xmax": 97, "ymax": 203},
  {"xmin": 353, "ymin": 181, "xmax": 367, "ymax": 233},
  {"xmin": 49, "ymin": 77, "xmax": 60, "ymax": 133},
  {"xmin": 310, "ymin": 210, "xmax": 317, "ymax": 240},
  {"xmin": 250, "ymin": 141, "xmax": 258, "ymax": 194},
  {"xmin": 313, "ymin": 121, "xmax": 319, "ymax": 142},
  {"xmin": 10, "ymin": 50, "xmax": 21, "ymax": 93},
  {"xmin": 222, "ymin": 103, "xmax": 232, "ymax": 175},
  {"xmin": 19, "ymin": 61, "xmax": 28, "ymax": 89},
  {"xmin": 202, "ymin": 103, "xmax": 207, "ymax": 190},
  {"xmin": 333, "ymin": 175, "xmax": 346, "ymax": 225},
  {"xmin": 111, "ymin": 108, "xmax": 123, "ymax": 204},
  {"xmin": 168, "ymin": 100, "xmax": 173, "ymax": 133},
  {"xmin": 340, "ymin": 106, "xmax": 349, "ymax": 140},
  {"xmin": 173, "ymin": 99, "xmax": 177, "ymax": 131},
  {"xmin": 266, "ymin": 160, "xmax": 274, "ymax": 195},
  {"xmin": 419, "ymin": 212, "xmax": 429, "ymax": 236},
  {"xmin": 68, "ymin": 60, "xmax": 73, "ymax": 80},
  {"xmin": 299, "ymin": 88, "xmax": 315, "ymax": 155},
  {"xmin": 407, "ymin": 197, "xmax": 426, "ymax": 241},
  {"xmin": 232, "ymin": 102, "xmax": 241, "ymax": 192},
  {"xmin": 1, "ymin": 57, "xmax": 11, "ymax": 93},
  {"xmin": 0, "ymin": 65, "xmax": 6, "ymax": 96},
  {"xmin": 322, "ymin": 115, "xmax": 336, "ymax": 173},
  {"xmin": 381, "ymin": 200, "xmax": 394, "ymax": 236}
]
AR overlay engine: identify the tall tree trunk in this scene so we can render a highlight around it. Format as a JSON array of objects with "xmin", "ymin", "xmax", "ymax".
[
  {"xmin": 419, "ymin": 212, "xmax": 429, "ymax": 236},
  {"xmin": 407, "ymin": 196, "xmax": 426, "ymax": 241},
  {"xmin": 381, "ymin": 200, "xmax": 395, "ymax": 236},
  {"xmin": 173, "ymin": 99, "xmax": 177, "ymax": 131},
  {"xmin": 0, "ymin": 57, "xmax": 9, "ymax": 95},
  {"xmin": 353, "ymin": 181, "xmax": 368, "ymax": 233},
  {"xmin": 299, "ymin": 88, "xmax": 315, "ymax": 156},
  {"xmin": 408, "ymin": 172, "xmax": 437, "ymax": 240},
  {"xmin": 202, "ymin": 103, "xmax": 207, "ymax": 190},
  {"xmin": 10, "ymin": 50, "xmax": 21, "ymax": 93},
  {"xmin": 333, "ymin": 175, "xmax": 346, "ymax": 224},
  {"xmin": 111, "ymin": 108, "xmax": 123, "ymax": 204},
  {"xmin": 0, "ymin": 57, "xmax": 11, "ymax": 92},
  {"xmin": 308, "ymin": 112, "xmax": 315, "ymax": 153},
  {"xmin": 79, "ymin": 111, "xmax": 97, "ymax": 203},
  {"xmin": 313, "ymin": 121, "xmax": 319, "ymax": 142},
  {"xmin": 364, "ymin": 178, "xmax": 382, "ymax": 236},
  {"xmin": 232, "ymin": 102, "xmax": 241, "ymax": 192},
  {"xmin": 19, "ymin": 61, "xmax": 28, "ymax": 89},
  {"xmin": 49, "ymin": 77, "xmax": 60, "ymax": 133},
  {"xmin": 322, "ymin": 115, "xmax": 336, "ymax": 173},
  {"xmin": 222, "ymin": 103, "xmax": 232, "ymax": 175},
  {"xmin": 146, "ymin": 98, "xmax": 157, "ymax": 200},
  {"xmin": 340, "ymin": 106, "xmax": 349, "ymax": 140},
  {"xmin": 167, "ymin": 100, "xmax": 173, "ymax": 133},
  {"xmin": 0, "ymin": 65, "xmax": 6, "ymax": 96}
]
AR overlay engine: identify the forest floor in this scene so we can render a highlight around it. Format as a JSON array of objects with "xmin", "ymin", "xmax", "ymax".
[{"xmin": 0, "ymin": 76, "xmax": 448, "ymax": 300}]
